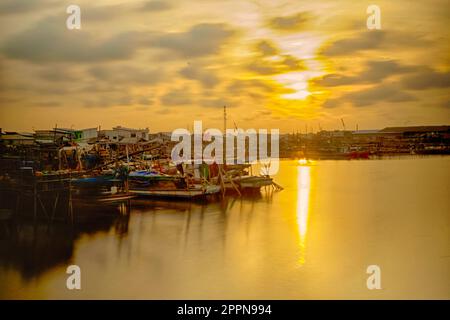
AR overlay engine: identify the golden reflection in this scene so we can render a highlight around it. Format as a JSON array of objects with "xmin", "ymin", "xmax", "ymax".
[{"xmin": 296, "ymin": 164, "xmax": 312, "ymax": 265}]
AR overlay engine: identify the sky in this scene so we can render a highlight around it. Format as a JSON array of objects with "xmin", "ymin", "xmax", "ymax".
[{"xmin": 0, "ymin": 0, "xmax": 449, "ymax": 133}]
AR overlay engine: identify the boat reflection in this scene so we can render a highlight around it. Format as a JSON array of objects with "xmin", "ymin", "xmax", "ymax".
[
  {"xmin": 0, "ymin": 207, "xmax": 130, "ymax": 280},
  {"xmin": 0, "ymin": 192, "xmax": 270, "ymax": 283}
]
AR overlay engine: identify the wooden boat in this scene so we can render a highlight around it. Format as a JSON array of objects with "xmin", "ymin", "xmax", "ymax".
[
  {"xmin": 236, "ymin": 175, "xmax": 273, "ymax": 189},
  {"xmin": 71, "ymin": 174, "xmax": 135, "ymax": 205},
  {"xmin": 220, "ymin": 175, "xmax": 273, "ymax": 192},
  {"xmin": 210, "ymin": 163, "xmax": 282, "ymax": 194},
  {"xmin": 128, "ymin": 170, "xmax": 221, "ymax": 199}
]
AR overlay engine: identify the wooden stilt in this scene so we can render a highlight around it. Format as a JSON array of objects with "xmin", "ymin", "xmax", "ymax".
[
  {"xmin": 223, "ymin": 167, "xmax": 241, "ymax": 196},
  {"xmin": 272, "ymin": 181, "xmax": 284, "ymax": 191},
  {"xmin": 33, "ymin": 182, "xmax": 37, "ymax": 221},
  {"xmin": 68, "ymin": 173, "xmax": 73, "ymax": 224},
  {"xmin": 15, "ymin": 192, "xmax": 20, "ymax": 216},
  {"xmin": 51, "ymin": 193, "xmax": 59, "ymax": 221},
  {"xmin": 37, "ymin": 195, "xmax": 49, "ymax": 220},
  {"xmin": 218, "ymin": 165, "xmax": 226, "ymax": 197},
  {"xmin": 228, "ymin": 176, "xmax": 241, "ymax": 196}
]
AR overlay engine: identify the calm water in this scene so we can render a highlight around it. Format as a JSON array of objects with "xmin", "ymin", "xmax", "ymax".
[{"xmin": 1, "ymin": 157, "xmax": 449, "ymax": 299}]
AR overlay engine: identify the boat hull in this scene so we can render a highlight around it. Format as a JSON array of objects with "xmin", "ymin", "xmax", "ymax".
[{"xmin": 130, "ymin": 185, "xmax": 221, "ymax": 199}]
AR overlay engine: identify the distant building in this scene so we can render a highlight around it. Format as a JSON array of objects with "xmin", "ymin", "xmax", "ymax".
[
  {"xmin": 379, "ymin": 126, "xmax": 450, "ymax": 137},
  {"xmin": 112, "ymin": 126, "xmax": 149, "ymax": 140},
  {"xmin": 0, "ymin": 132, "xmax": 35, "ymax": 146},
  {"xmin": 99, "ymin": 126, "xmax": 149, "ymax": 143},
  {"xmin": 74, "ymin": 128, "xmax": 98, "ymax": 142},
  {"xmin": 351, "ymin": 129, "xmax": 380, "ymax": 142},
  {"xmin": 34, "ymin": 128, "xmax": 75, "ymax": 145},
  {"xmin": 149, "ymin": 132, "xmax": 172, "ymax": 142}
]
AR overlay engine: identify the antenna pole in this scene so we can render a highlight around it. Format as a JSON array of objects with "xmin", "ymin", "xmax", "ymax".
[{"xmin": 223, "ymin": 105, "xmax": 227, "ymax": 132}]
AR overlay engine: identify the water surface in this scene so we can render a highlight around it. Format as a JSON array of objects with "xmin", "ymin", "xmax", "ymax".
[{"xmin": 1, "ymin": 157, "xmax": 449, "ymax": 299}]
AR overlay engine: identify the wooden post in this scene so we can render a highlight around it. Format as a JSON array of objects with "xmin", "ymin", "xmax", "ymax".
[
  {"xmin": 33, "ymin": 181, "xmax": 37, "ymax": 220},
  {"xmin": 229, "ymin": 177, "xmax": 241, "ymax": 197},
  {"xmin": 77, "ymin": 147, "xmax": 83, "ymax": 171},
  {"xmin": 15, "ymin": 191, "xmax": 20, "ymax": 216},
  {"xmin": 68, "ymin": 174, "xmax": 73, "ymax": 224},
  {"xmin": 51, "ymin": 192, "xmax": 59, "ymax": 222},
  {"xmin": 58, "ymin": 149, "xmax": 62, "ymax": 171},
  {"xmin": 218, "ymin": 165, "xmax": 226, "ymax": 197},
  {"xmin": 222, "ymin": 166, "xmax": 241, "ymax": 196},
  {"xmin": 38, "ymin": 195, "xmax": 49, "ymax": 220}
]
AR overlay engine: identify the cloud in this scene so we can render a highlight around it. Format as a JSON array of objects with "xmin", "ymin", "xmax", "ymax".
[
  {"xmin": 324, "ymin": 83, "xmax": 416, "ymax": 108},
  {"xmin": 268, "ymin": 12, "xmax": 311, "ymax": 31},
  {"xmin": 1, "ymin": 16, "xmax": 145, "ymax": 63},
  {"xmin": 247, "ymin": 54, "xmax": 305, "ymax": 75},
  {"xmin": 82, "ymin": 93, "xmax": 135, "ymax": 108},
  {"xmin": 401, "ymin": 67, "xmax": 450, "ymax": 90},
  {"xmin": 179, "ymin": 63, "xmax": 219, "ymax": 88},
  {"xmin": 348, "ymin": 85, "xmax": 415, "ymax": 106},
  {"xmin": 227, "ymin": 79, "xmax": 284, "ymax": 96},
  {"xmin": 2, "ymin": 17, "xmax": 234, "ymax": 64},
  {"xmin": 140, "ymin": 1, "xmax": 172, "ymax": 11},
  {"xmin": 154, "ymin": 23, "xmax": 235, "ymax": 58},
  {"xmin": 199, "ymin": 98, "xmax": 230, "ymax": 108},
  {"xmin": 255, "ymin": 40, "xmax": 279, "ymax": 56},
  {"xmin": 81, "ymin": 4, "xmax": 131, "ymax": 21},
  {"xmin": 0, "ymin": 79, "xmax": 73, "ymax": 95},
  {"xmin": 38, "ymin": 68, "xmax": 81, "ymax": 82},
  {"xmin": 32, "ymin": 101, "xmax": 62, "ymax": 108},
  {"xmin": 440, "ymin": 100, "xmax": 450, "ymax": 108},
  {"xmin": 315, "ymin": 60, "xmax": 419, "ymax": 86},
  {"xmin": 136, "ymin": 97, "xmax": 153, "ymax": 105},
  {"xmin": 363, "ymin": 60, "xmax": 419, "ymax": 81},
  {"xmin": 71, "ymin": 2, "xmax": 172, "ymax": 22},
  {"xmin": 0, "ymin": 0, "xmax": 54, "ymax": 15},
  {"xmin": 246, "ymin": 39, "xmax": 306, "ymax": 75},
  {"xmin": 322, "ymin": 31, "xmax": 385, "ymax": 56},
  {"xmin": 88, "ymin": 64, "xmax": 165, "ymax": 85},
  {"xmin": 321, "ymin": 30, "xmax": 430, "ymax": 56},
  {"xmin": 161, "ymin": 89, "xmax": 193, "ymax": 106},
  {"xmin": 222, "ymin": 78, "xmax": 291, "ymax": 110}
]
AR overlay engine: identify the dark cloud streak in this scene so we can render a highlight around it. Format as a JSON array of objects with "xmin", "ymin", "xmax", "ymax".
[
  {"xmin": 321, "ymin": 30, "xmax": 431, "ymax": 56},
  {"xmin": 324, "ymin": 83, "xmax": 416, "ymax": 108},
  {"xmin": 268, "ymin": 12, "xmax": 311, "ymax": 31},
  {"xmin": 315, "ymin": 60, "xmax": 419, "ymax": 87}
]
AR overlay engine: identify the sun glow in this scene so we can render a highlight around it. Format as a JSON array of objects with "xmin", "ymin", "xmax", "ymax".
[
  {"xmin": 274, "ymin": 68, "xmax": 324, "ymax": 101},
  {"xmin": 298, "ymin": 159, "xmax": 315, "ymax": 166}
]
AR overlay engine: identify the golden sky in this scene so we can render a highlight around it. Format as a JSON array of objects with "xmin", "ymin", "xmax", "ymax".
[{"xmin": 0, "ymin": 0, "xmax": 449, "ymax": 132}]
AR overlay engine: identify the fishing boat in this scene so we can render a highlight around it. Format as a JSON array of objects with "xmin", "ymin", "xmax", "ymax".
[
  {"xmin": 236, "ymin": 175, "xmax": 273, "ymax": 189},
  {"xmin": 218, "ymin": 175, "xmax": 275, "ymax": 193},
  {"xmin": 214, "ymin": 164, "xmax": 281, "ymax": 193},
  {"xmin": 71, "ymin": 172, "xmax": 135, "ymax": 205},
  {"xmin": 128, "ymin": 170, "xmax": 221, "ymax": 199}
]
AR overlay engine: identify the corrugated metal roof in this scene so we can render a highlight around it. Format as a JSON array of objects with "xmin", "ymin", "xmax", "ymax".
[{"xmin": 379, "ymin": 126, "xmax": 450, "ymax": 133}]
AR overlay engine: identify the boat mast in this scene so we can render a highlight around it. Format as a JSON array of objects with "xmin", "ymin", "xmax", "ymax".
[{"xmin": 223, "ymin": 105, "xmax": 227, "ymax": 132}]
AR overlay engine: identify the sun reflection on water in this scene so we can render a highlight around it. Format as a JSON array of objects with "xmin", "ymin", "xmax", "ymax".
[{"xmin": 296, "ymin": 164, "xmax": 312, "ymax": 265}]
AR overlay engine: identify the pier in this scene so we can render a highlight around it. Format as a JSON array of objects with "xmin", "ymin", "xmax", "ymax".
[{"xmin": 0, "ymin": 126, "xmax": 283, "ymax": 225}]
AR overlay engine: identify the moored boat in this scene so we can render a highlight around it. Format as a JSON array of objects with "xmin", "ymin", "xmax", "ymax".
[
  {"xmin": 236, "ymin": 175, "xmax": 273, "ymax": 189},
  {"xmin": 71, "ymin": 173, "xmax": 135, "ymax": 205},
  {"xmin": 128, "ymin": 170, "xmax": 221, "ymax": 199}
]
